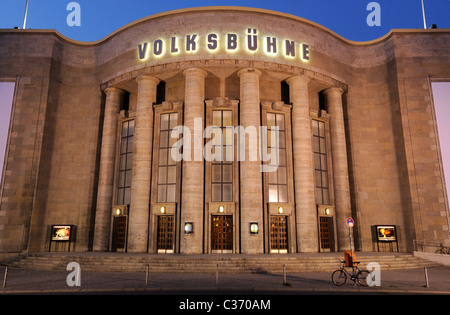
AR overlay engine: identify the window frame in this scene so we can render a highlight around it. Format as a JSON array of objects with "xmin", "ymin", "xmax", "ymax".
[
  {"xmin": 116, "ymin": 119, "xmax": 134, "ymax": 205},
  {"xmin": 266, "ymin": 112, "xmax": 288, "ymax": 203},
  {"xmin": 312, "ymin": 118, "xmax": 331, "ymax": 205},
  {"xmin": 211, "ymin": 110, "xmax": 234, "ymax": 202},
  {"xmin": 157, "ymin": 112, "xmax": 179, "ymax": 203}
]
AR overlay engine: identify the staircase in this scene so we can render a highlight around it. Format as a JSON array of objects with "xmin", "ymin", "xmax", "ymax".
[{"xmin": 6, "ymin": 252, "xmax": 441, "ymax": 273}]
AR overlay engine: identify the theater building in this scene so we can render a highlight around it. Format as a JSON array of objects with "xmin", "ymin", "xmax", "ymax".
[{"xmin": 0, "ymin": 7, "xmax": 449, "ymax": 254}]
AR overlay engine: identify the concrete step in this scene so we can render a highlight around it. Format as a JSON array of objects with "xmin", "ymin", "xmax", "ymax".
[{"xmin": 7, "ymin": 252, "xmax": 441, "ymax": 273}]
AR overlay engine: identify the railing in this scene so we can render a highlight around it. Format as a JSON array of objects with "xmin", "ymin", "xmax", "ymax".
[{"xmin": 413, "ymin": 240, "xmax": 450, "ymax": 254}]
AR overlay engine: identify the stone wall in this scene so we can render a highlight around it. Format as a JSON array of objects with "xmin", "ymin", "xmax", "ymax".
[{"xmin": 0, "ymin": 7, "xmax": 448, "ymax": 253}]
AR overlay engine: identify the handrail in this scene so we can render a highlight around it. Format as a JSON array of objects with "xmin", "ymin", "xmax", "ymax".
[{"xmin": 413, "ymin": 239, "xmax": 450, "ymax": 253}]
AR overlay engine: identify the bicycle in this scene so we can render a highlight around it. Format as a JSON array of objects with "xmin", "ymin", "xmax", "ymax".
[
  {"xmin": 331, "ymin": 259, "xmax": 370, "ymax": 286},
  {"xmin": 435, "ymin": 243, "xmax": 450, "ymax": 255}
]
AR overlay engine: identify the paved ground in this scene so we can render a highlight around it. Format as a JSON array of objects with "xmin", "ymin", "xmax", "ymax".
[
  {"xmin": 0, "ymin": 265, "xmax": 447, "ymax": 313},
  {"xmin": 0, "ymin": 265, "xmax": 449, "ymax": 295}
]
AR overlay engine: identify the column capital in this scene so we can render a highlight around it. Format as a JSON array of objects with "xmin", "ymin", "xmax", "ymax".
[
  {"xmin": 183, "ymin": 67, "xmax": 208, "ymax": 78},
  {"xmin": 104, "ymin": 86, "xmax": 126, "ymax": 96},
  {"xmin": 237, "ymin": 68, "xmax": 261, "ymax": 78},
  {"xmin": 323, "ymin": 86, "xmax": 344, "ymax": 96},
  {"xmin": 136, "ymin": 75, "xmax": 160, "ymax": 86},
  {"xmin": 286, "ymin": 74, "xmax": 310, "ymax": 86}
]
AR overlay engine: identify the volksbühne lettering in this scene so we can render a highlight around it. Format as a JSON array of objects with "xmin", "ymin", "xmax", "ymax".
[{"xmin": 137, "ymin": 28, "xmax": 310, "ymax": 62}]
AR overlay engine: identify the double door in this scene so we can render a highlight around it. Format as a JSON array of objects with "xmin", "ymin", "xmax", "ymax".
[
  {"xmin": 112, "ymin": 216, "xmax": 127, "ymax": 252},
  {"xmin": 319, "ymin": 216, "xmax": 334, "ymax": 252},
  {"xmin": 270, "ymin": 216, "xmax": 288, "ymax": 253},
  {"xmin": 157, "ymin": 215, "xmax": 174, "ymax": 253},
  {"xmin": 211, "ymin": 215, "xmax": 233, "ymax": 253}
]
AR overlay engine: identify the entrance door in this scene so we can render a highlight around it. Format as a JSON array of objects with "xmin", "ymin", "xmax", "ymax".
[
  {"xmin": 319, "ymin": 216, "xmax": 334, "ymax": 252},
  {"xmin": 112, "ymin": 216, "xmax": 127, "ymax": 252},
  {"xmin": 270, "ymin": 216, "xmax": 288, "ymax": 253},
  {"xmin": 157, "ymin": 215, "xmax": 174, "ymax": 253},
  {"xmin": 211, "ymin": 215, "xmax": 233, "ymax": 253}
]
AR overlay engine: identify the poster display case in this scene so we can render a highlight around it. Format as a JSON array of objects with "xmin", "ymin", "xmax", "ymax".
[
  {"xmin": 374, "ymin": 225, "xmax": 399, "ymax": 252},
  {"xmin": 49, "ymin": 225, "xmax": 74, "ymax": 252}
]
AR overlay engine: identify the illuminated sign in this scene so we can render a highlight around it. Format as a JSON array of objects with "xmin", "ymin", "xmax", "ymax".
[
  {"xmin": 184, "ymin": 222, "xmax": 194, "ymax": 235},
  {"xmin": 250, "ymin": 222, "xmax": 259, "ymax": 235},
  {"xmin": 137, "ymin": 28, "xmax": 310, "ymax": 62},
  {"xmin": 51, "ymin": 225, "xmax": 72, "ymax": 241},
  {"xmin": 376, "ymin": 225, "xmax": 396, "ymax": 242}
]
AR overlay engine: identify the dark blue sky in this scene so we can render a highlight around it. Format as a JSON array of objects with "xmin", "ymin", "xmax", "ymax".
[{"xmin": 1, "ymin": 0, "xmax": 450, "ymax": 42}]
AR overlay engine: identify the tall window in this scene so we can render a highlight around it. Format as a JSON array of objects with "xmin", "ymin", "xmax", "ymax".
[
  {"xmin": 267, "ymin": 113, "xmax": 287, "ymax": 203},
  {"xmin": 211, "ymin": 110, "xmax": 233, "ymax": 202},
  {"xmin": 0, "ymin": 82, "xmax": 14, "ymax": 190},
  {"xmin": 312, "ymin": 119, "xmax": 330, "ymax": 204},
  {"xmin": 157, "ymin": 113, "xmax": 178, "ymax": 203},
  {"xmin": 117, "ymin": 119, "xmax": 134, "ymax": 205}
]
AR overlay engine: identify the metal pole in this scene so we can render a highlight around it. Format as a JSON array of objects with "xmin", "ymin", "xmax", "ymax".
[
  {"xmin": 145, "ymin": 264, "xmax": 149, "ymax": 286},
  {"xmin": 2, "ymin": 267, "xmax": 8, "ymax": 288},
  {"xmin": 421, "ymin": 0, "xmax": 427, "ymax": 29},
  {"xmin": 424, "ymin": 267, "xmax": 429, "ymax": 288},
  {"xmin": 22, "ymin": 0, "xmax": 30, "ymax": 29},
  {"xmin": 216, "ymin": 264, "xmax": 219, "ymax": 285},
  {"xmin": 283, "ymin": 264, "xmax": 287, "ymax": 285},
  {"xmin": 349, "ymin": 227, "xmax": 354, "ymax": 261}
]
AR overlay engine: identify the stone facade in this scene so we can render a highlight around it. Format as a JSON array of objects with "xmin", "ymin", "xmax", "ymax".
[{"xmin": 0, "ymin": 7, "xmax": 449, "ymax": 254}]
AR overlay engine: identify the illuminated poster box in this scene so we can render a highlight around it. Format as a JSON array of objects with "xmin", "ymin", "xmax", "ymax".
[
  {"xmin": 376, "ymin": 225, "xmax": 396, "ymax": 242},
  {"xmin": 51, "ymin": 225, "xmax": 72, "ymax": 241}
]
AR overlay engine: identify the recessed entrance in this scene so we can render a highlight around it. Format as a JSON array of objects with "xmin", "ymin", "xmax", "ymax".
[
  {"xmin": 211, "ymin": 215, "xmax": 233, "ymax": 253},
  {"xmin": 270, "ymin": 215, "xmax": 288, "ymax": 253},
  {"xmin": 157, "ymin": 215, "xmax": 174, "ymax": 253}
]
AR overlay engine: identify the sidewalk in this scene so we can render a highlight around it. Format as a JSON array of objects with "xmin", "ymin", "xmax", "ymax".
[{"xmin": 0, "ymin": 265, "xmax": 449, "ymax": 294}]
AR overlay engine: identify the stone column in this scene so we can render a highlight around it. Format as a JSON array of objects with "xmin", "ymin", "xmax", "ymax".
[
  {"xmin": 323, "ymin": 87, "xmax": 351, "ymax": 250},
  {"xmin": 127, "ymin": 75, "xmax": 159, "ymax": 253},
  {"xmin": 180, "ymin": 68, "xmax": 207, "ymax": 254},
  {"xmin": 93, "ymin": 87, "xmax": 125, "ymax": 251},
  {"xmin": 286, "ymin": 75, "xmax": 318, "ymax": 252},
  {"xmin": 238, "ymin": 68, "xmax": 264, "ymax": 254}
]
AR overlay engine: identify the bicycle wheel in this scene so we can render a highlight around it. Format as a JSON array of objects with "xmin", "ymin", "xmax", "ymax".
[
  {"xmin": 356, "ymin": 270, "xmax": 370, "ymax": 287},
  {"xmin": 332, "ymin": 269, "xmax": 347, "ymax": 286}
]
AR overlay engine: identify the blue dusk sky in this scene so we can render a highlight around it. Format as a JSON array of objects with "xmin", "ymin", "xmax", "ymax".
[
  {"xmin": 0, "ymin": 0, "xmax": 449, "ymax": 200},
  {"xmin": 0, "ymin": 0, "xmax": 450, "ymax": 42}
]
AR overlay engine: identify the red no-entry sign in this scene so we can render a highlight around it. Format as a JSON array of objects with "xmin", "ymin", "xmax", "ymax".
[{"xmin": 346, "ymin": 217, "xmax": 354, "ymax": 228}]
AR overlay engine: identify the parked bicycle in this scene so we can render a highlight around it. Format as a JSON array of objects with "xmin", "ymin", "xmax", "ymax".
[
  {"xmin": 332, "ymin": 259, "xmax": 370, "ymax": 286},
  {"xmin": 435, "ymin": 243, "xmax": 450, "ymax": 255}
]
